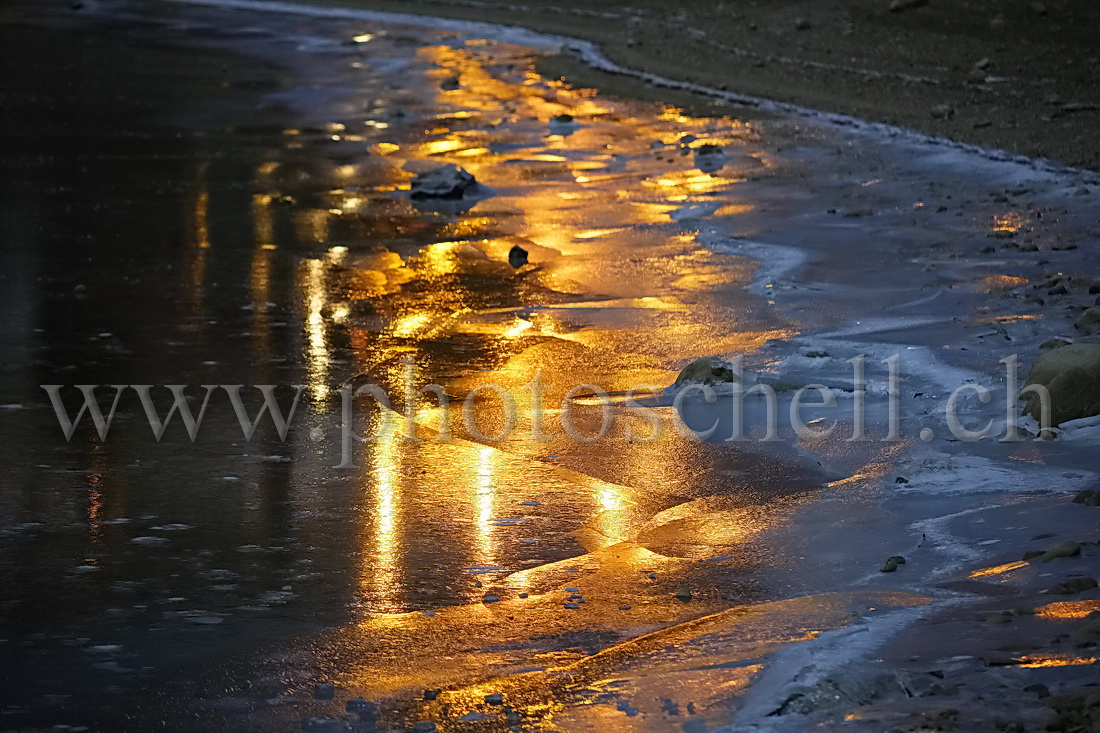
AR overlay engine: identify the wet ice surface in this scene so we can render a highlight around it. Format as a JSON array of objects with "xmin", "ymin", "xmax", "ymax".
[{"xmin": 2, "ymin": 0, "xmax": 1100, "ymax": 730}]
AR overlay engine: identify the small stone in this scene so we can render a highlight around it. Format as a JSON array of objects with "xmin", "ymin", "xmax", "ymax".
[
  {"xmin": 440, "ymin": 76, "xmax": 460, "ymax": 90},
  {"xmin": 794, "ymin": 17, "xmax": 811, "ymax": 30},
  {"xmin": 1049, "ymin": 281, "xmax": 1071, "ymax": 295},
  {"xmin": 1040, "ymin": 338, "xmax": 1071, "ymax": 350},
  {"xmin": 482, "ymin": 594, "xmax": 500, "ymax": 603},
  {"xmin": 563, "ymin": 602, "xmax": 580, "ymax": 609},
  {"xmin": 842, "ymin": 207, "xmax": 874, "ymax": 217},
  {"xmin": 674, "ymin": 586, "xmax": 692, "ymax": 601},
  {"xmin": 314, "ymin": 683, "xmax": 335, "ymax": 700},
  {"xmin": 1088, "ymin": 280, "xmax": 1100, "ymax": 295},
  {"xmin": 978, "ymin": 245, "xmax": 996, "ymax": 254},
  {"xmin": 1023, "ymin": 549, "xmax": 1045, "ymax": 561},
  {"xmin": 931, "ymin": 104, "xmax": 954, "ymax": 120},
  {"xmin": 484, "ymin": 692, "xmax": 504, "ymax": 705},
  {"xmin": 508, "ymin": 245, "xmax": 528, "ymax": 268},
  {"xmin": 1048, "ymin": 577, "xmax": 1098, "ymax": 595},
  {"xmin": 424, "ymin": 689, "xmax": 441, "ymax": 701},
  {"xmin": 984, "ymin": 612, "xmax": 1013, "ymax": 625},
  {"xmin": 661, "ymin": 698, "xmax": 680, "ymax": 715},
  {"xmin": 1074, "ymin": 307, "xmax": 1100, "ymax": 335},
  {"xmin": 895, "ymin": 476, "xmax": 909, "ymax": 484},
  {"xmin": 1072, "ymin": 489, "xmax": 1096, "ymax": 504},
  {"xmin": 346, "ymin": 698, "xmax": 378, "ymax": 720},
  {"xmin": 693, "ymin": 144, "xmax": 728, "ymax": 173},
  {"xmin": 409, "ymin": 164, "xmax": 478, "ymax": 200},
  {"xmin": 1041, "ymin": 541, "xmax": 1081, "ymax": 562},
  {"xmin": 551, "ymin": 114, "xmax": 574, "ymax": 124},
  {"xmin": 518, "ymin": 592, "xmax": 529, "ymax": 599},
  {"xmin": 413, "ymin": 723, "xmax": 437, "ymax": 733},
  {"xmin": 1024, "ymin": 683, "xmax": 1050, "ymax": 698},
  {"xmin": 619, "ymin": 604, "xmax": 632, "ymax": 610},
  {"xmin": 881, "ymin": 556, "xmax": 905, "ymax": 572}
]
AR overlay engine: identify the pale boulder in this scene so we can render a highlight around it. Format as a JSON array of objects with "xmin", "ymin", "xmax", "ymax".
[{"xmin": 1021, "ymin": 343, "xmax": 1100, "ymax": 425}]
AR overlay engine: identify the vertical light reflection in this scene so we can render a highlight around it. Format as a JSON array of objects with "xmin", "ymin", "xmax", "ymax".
[
  {"xmin": 362, "ymin": 414, "xmax": 402, "ymax": 609},
  {"xmin": 194, "ymin": 190, "xmax": 211, "ymax": 249},
  {"xmin": 595, "ymin": 484, "xmax": 627, "ymax": 546},
  {"xmin": 301, "ymin": 258, "xmax": 331, "ymax": 405},
  {"xmin": 250, "ymin": 193, "xmax": 275, "ymax": 357},
  {"xmin": 474, "ymin": 445, "xmax": 495, "ymax": 565},
  {"xmin": 296, "ymin": 208, "xmax": 329, "ymax": 244},
  {"xmin": 184, "ymin": 177, "xmax": 210, "ymax": 315}
]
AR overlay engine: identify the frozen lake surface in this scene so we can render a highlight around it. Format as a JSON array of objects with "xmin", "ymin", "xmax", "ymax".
[{"xmin": 1, "ymin": 0, "xmax": 1098, "ymax": 730}]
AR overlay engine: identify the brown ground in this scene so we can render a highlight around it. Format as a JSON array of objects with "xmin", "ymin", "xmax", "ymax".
[{"xmin": 299, "ymin": 0, "xmax": 1100, "ymax": 170}]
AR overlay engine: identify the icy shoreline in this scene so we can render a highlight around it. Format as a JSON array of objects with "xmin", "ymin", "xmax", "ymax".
[
  {"xmin": 145, "ymin": 0, "xmax": 1100, "ymax": 725},
  {"xmin": 160, "ymin": 0, "xmax": 1100, "ymax": 184}
]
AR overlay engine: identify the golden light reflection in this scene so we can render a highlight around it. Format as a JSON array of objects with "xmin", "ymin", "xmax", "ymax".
[
  {"xmin": 376, "ymin": 431, "xmax": 397, "ymax": 555},
  {"xmin": 598, "ymin": 487, "xmax": 623, "ymax": 512},
  {"xmin": 502, "ymin": 319, "xmax": 533, "ymax": 338},
  {"xmin": 194, "ymin": 190, "xmax": 211, "ymax": 249},
  {"xmin": 361, "ymin": 416, "xmax": 401, "ymax": 608},
  {"xmin": 574, "ymin": 228, "xmax": 623, "ymax": 240},
  {"xmin": 714, "ymin": 203, "xmax": 754, "ymax": 217},
  {"xmin": 646, "ymin": 171, "xmax": 741, "ymax": 195},
  {"xmin": 184, "ymin": 171, "xmax": 210, "ymax": 315},
  {"xmin": 993, "ymin": 211, "xmax": 1025, "ymax": 233},
  {"xmin": 422, "ymin": 139, "xmax": 474, "ymax": 156},
  {"xmin": 391, "ymin": 312, "xmax": 431, "ymax": 338},
  {"xmin": 975, "ymin": 274, "xmax": 1029, "ymax": 292},
  {"xmin": 1036, "ymin": 600, "xmax": 1100, "ymax": 619},
  {"xmin": 1012, "ymin": 654, "xmax": 1099, "ymax": 668},
  {"xmin": 968, "ymin": 560, "xmax": 1029, "ymax": 579},
  {"xmin": 593, "ymin": 485, "xmax": 630, "ymax": 546},
  {"xmin": 474, "ymin": 445, "xmax": 496, "ymax": 565},
  {"xmin": 285, "ymin": 38, "xmax": 800, "ymax": 628},
  {"xmin": 330, "ymin": 303, "xmax": 350, "ymax": 323},
  {"xmin": 250, "ymin": 192, "xmax": 275, "ymax": 355},
  {"xmin": 302, "ymin": 258, "xmax": 331, "ymax": 403}
]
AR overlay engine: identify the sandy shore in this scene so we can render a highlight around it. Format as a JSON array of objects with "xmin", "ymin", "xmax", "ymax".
[{"xmin": 290, "ymin": 0, "xmax": 1100, "ymax": 170}]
